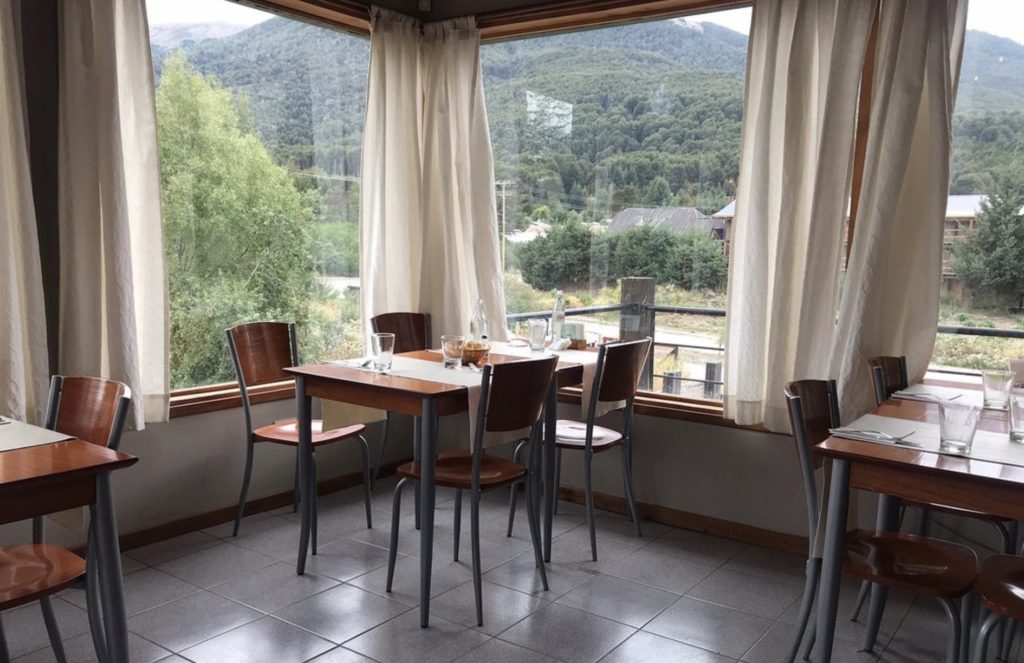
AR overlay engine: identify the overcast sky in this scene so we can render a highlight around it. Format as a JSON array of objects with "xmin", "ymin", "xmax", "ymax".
[{"xmin": 146, "ymin": 0, "xmax": 1024, "ymax": 46}]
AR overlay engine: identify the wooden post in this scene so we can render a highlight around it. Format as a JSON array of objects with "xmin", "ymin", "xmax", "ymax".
[{"xmin": 620, "ymin": 277, "xmax": 655, "ymax": 389}]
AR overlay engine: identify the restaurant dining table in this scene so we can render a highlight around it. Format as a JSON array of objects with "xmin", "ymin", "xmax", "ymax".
[
  {"xmin": 0, "ymin": 433, "xmax": 138, "ymax": 663},
  {"xmin": 810, "ymin": 386, "xmax": 1021, "ymax": 662},
  {"xmin": 285, "ymin": 346, "xmax": 588, "ymax": 626}
]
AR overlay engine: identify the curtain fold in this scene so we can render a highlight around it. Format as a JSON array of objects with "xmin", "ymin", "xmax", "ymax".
[
  {"xmin": 58, "ymin": 0, "xmax": 168, "ymax": 428},
  {"xmin": 723, "ymin": 0, "xmax": 875, "ymax": 431},
  {"xmin": 830, "ymin": 0, "xmax": 967, "ymax": 422},
  {"xmin": 361, "ymin": 7, "xmax": 507, "ymax": 345},
  {"xmin": 0, "ymin": 0, "xmax": 50, "ymax": 424}
]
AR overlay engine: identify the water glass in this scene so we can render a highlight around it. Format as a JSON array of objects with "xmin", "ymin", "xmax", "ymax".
[
  {"xmin": 938, "ymin": 401, "xmax": 981, "ymax": 454},
  {"xmin": 982, "ymin": 369, "xmax": 1015, "ymax": 410},
  {"xmin": 370, "ymin": 333, "xmax": 395, "ymax": 371},
  {"xmin": 527, "ymin": 319, "xmax": 547, "ymax": 352},
  {"xmin": 1010, "ymin": 390, "xmax": 1024, "ymax": 443},
  {"xmin": 441, "ymin": 334, "xmax": 465, "ymax": 369}
]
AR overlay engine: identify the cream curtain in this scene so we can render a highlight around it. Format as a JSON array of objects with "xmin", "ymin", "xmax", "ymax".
[
  {"xmin": 0, "ymin": 0, "xmax": 50, "ymax": 424},
  {"xmin": 361, "ymin": 8, "xmax": 507, "ymax": 345},
  {"xmin": 830, "ymin": 0, "xmax": 967, "ymax": 422},
  {"xmin": 58, "ymin": 0, "xmax": 168, "ymax": 428},
  {"xmin": 723, "ymin": 0, "xmax": 876, "ymax": 431}
]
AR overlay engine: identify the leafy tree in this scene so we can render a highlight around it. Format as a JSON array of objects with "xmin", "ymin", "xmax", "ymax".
[
  {"xmin": 644, "ymin": 176, "xmax": 672, "ymax": 206},
  {"xmin": 517, "ymin": 221, "xmax": 594, "ymax": 290},
  {"xmin": 666, "ymin": 229, "xmax": 728, "ymax": 291},
  {"xmin": 952, "ymin": 172, "xmax": 1024, "ymax": 309},
  {"xmin": 614, "ymin": 225, "xmax": 678, "ymax": 281}
]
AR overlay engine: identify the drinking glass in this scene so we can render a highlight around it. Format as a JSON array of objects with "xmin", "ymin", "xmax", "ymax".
[
  {"xmin": 938, "ymin": 401, "xmax": 981, "ymax": 454},
  {"xmin": 982, "ymin": 369, "xmax": 1015, "ymax": 410},
  {"xmin": 370, "ymin": 333, "xmax": 395, "ymax": 371},
  {"xmin": 441, "ymin": 334, "xmax": 465, "ymax": 369},
  {"xmin": 527, "ymin": 319, "xmax": 547, "ymax": 352},
  {"xmin": 1010, "ymin": 390, "xmax": 1024, "ymax": 443}
]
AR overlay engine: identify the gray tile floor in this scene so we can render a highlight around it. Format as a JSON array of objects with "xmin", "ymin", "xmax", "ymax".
[{"xmin": 8, "ymin": 478, "xmax": 1015, "ymax": 662}]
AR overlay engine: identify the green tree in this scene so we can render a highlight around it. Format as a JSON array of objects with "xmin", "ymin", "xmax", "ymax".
[
  {"xmin": 517, "ymin": 221, "xmax": 593, "ymax": 290},
  {"xmin": 614, "ymin": 225, "xmax": 678, "ymax": 281},
  {"xmin": 666, "ymin": 229, "xmax": 728, "ymax": 291},
  {"xmin": 952, "ymin": 172, "xmax": 1024, "ymax": 309}
]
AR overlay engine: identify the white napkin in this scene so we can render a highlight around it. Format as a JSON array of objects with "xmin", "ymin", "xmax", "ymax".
[{"xmin": 893, "ymin": 383, "xmax": 984, "ymax": 407}]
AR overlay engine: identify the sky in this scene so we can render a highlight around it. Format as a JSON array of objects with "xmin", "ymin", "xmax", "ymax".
[{"xmin": 146, "ymin": 0, "xmax": 1024, "ymax": 46}]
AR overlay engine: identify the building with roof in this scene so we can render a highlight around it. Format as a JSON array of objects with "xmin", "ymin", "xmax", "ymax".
[{"xmin": 607, "ymin": 207, "xmax": 726, "ymax": 241}]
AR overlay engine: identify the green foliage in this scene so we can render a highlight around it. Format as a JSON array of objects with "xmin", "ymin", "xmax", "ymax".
[
  {"xmin": 666, "ymin": 229, "xmax": 729, "ymax": 290},
  {"xmin": 951, "ymin": 171, "xmax": 1024, "ymax": 307},
  {"xmin": 613, "ymin": 225, "xmax": 678, "ymax": 280},
  {"xmin": 517, "ymin": 221, "xmax": 595, "ymax": 290},
  {"xmin": 313, "ymin": 222, "xmax": 359, "ymax": 276}
]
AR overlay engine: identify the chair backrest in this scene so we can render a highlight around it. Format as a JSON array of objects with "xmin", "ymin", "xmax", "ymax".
[
  {"xmin": 482, "ymin": 355, "xmax": 559, "ymax": 434},
  {"xmin": 371, "ymin": 313, "xmax": 431, "ymax": 353},
  {"xmin": 868, "ymin": 355, "xmax": 908, "ymax": 406},
  {"xmin": 44, "ymin": 376, "xmax": 132, "ymax": 451},
  {"xmin": 1009, "ymin": 359, "xmax": 1024, "ymax": 388},
  {"xmin": 784, "ymin": 379, "xmax": 840, "ymax": 557},
  {"xmin": 226, "ymin": 322, "xmax": 298, "ymax": 388},
  {"xmin": 594, "ymin": 338, "xmax": 652, "ymax": 405}
]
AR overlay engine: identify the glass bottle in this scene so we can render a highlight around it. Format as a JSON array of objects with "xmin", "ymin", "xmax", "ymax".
[
  {"xmin": 551, "ymin": 290, "xmax": 565, "ymax": 342},
  {"xmin": 470, "ymin": 297, "xmax": 488, "ymax": 340}
]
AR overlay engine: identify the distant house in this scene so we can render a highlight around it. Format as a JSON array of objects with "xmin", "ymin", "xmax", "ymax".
[
  {"xmin": 506, "ymin": 220, "xmax": 552, "ymax": 244},
  {"xmin": 607, "ymin": 207, "xmax": 726, "ymax": 241}
]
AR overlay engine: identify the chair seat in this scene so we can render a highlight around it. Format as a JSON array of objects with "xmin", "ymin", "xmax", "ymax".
[
  {"xmin": 254, "ymin": 419, "xmax": 365, "ymax": 446},
  {"xmin": 398, "ymin": 451, "xmax": 526, "ymax": 489},
  {"xmin": 903, "ymin": 499, "xmax": 1011, "ymax": 524},
  {"xmin": 554, "ymin": 420, "xmax": 622, "ymax": 451},
  {"xmin": 843, "ymin": 530, "xmax": 977, "ymax": 600},
  {"xmin": 0, "ymin": 544, "xmax": 86, "ymax": 610},
  {"xmin": 977, "ymin": 554, "xmax": 1024, "ymax": 620}
]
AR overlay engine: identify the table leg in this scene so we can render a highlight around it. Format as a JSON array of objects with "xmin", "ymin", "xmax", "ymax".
[
  {"xmin": 93, "ymin": 471, "xmax": 129, "ymax": 663},
  {"xmin": 419, "ymin": 398, "xmax": 438, "ymax": 627},
  {"xmin": 863, "ymin": 493, "xmax": 901, "ymax": 652},
  {"xmin": 296, "ymin": 376, "xmax": 314, "ymax": 575},
  {"xmin": 543, "ymin": 380, "xmax": 557, "ymax": 562},
  {"xmin": 812, "ymin": 458, "xmax": 850, "ymax": 663}
]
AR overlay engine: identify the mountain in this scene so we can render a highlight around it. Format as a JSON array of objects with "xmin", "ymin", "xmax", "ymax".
[
  {"xmin": 958, "ymin": 30, "xmax": 1024, "ymax": 114},
  {"xmin": 149, "ymin": 22, "xmax": 251, "ymax": 49}
]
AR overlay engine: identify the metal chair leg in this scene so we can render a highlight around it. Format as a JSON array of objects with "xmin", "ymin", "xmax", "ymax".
[
  {"xmin": 232, "ymin": 440, "xmax": 255, "ymax": 536},
  {"xmin": 387, "ymin": 478, "xmax": 410, "ymax": 592},
  {"xmin": 371, "ymin": 412, "xmax": 392, "ymax": 490},
  {"xmin": 506, "ymin": 441, "xmax": 527, "ymax": 537},
  {"xmin": 454, "ymin": 489, "xmax": 463, "ymax": 562},
  {"xmin": 785, "ymin": 558, "xmax": 821, "ymax": 663},
  {"xmin": 584, "ymin": 449, "xmax": 597, "ymax": 562},
  {"xmin": 525, "ymin": 443, "xmax": 549, "ymax": 591},
  {"xmin": 412, "ymin": 417, "xmax": 421, "ymax": 531},
  {"xmin": 974, "ymin": 612, "xmax": 1004, "ymax": 663},
  {"xmin": 358, "ymin": 435, "xmax": 373, "ymax": 529},
  {"xmin": 311, "ymin": 451, "xmax": 319, "ymax": 555},
  {"xmin": 293, "ymin": 458, "xmax": 300, "ymax": 513},
  {"xmin": 85, "ymin": 512, "xmax": 107, "ymax": 663},
  {"xmin": 39, "ymin": 597, "xmax": 67, "ymax": 663},
  {"xmin": 802, "ymin": 616, "xmax": 816, "ymax": 660},
  {"xmin": 621, "ymin": 442, "xmax": 641, "ymax": 536},
  {"xmin": 553, "ymin": 447, "xmax": 562, "ymax": 515},
  {"xmin": 471, "ymin": 489, "xmax": 484, "ymax": 626},
  {"xmin": 1001, "ymin": 618, "xmax": 1019, "ymax": 661},
  {"xmin": 850, "ymin": 581, "xmax": 871, "ymax": 621},
  {"xmin": 960, "ymin": 592, "xmax": 973, "ymax": 663},
  {"xmin": 934, "ymin": 597, "xmax": 961, "ymax": 663},
  {"xmin": 861, "ymin": 583, "xmax": 889, "ymax": 653},
  {"xmin": 0, "ymin": 613, "xmax": 10, "ymax": 663}
]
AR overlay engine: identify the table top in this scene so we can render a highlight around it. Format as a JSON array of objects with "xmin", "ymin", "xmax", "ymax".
[{"xmin": 0, "ymin": 439, "xmax": 138, "ymax": 488}]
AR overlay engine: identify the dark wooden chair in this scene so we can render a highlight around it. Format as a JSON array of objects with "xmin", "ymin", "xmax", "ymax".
[
  {"xmin": 386, "ymin": 355, "xmax": 557, "ymax": 626},
  {"xmin": 0, "ymin": 376, "xmax": 131, "ymax": 663},
  {"xmin": 783, "ymin": 379, "xmax": 977, "ymax": 663},
  {"xmin": 972, "ymin": 554, "xmax": 1024, "ymax": 662},
  {"xmin": 226, "ymin": 322, "xmax": 372, "ymax": 542}
]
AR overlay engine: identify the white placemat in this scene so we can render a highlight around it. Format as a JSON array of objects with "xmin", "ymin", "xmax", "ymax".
[
  {"xmin": 893, "ymin": 383, "xmax": 985, "ymax": 408},
  {"xmin": 0, "ymin": 417, "xmax": 72, "ymax": 452},
  {"xmin": 832, "ymin": 413, "xmax": 1024, "ymax": 467}
]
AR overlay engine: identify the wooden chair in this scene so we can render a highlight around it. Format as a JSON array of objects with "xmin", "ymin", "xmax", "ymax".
[
  {"xmin": 385, "ymin": 355, "xmax": 557, "ymax": 626},
  {"xmin": 783, "ymin": 379, "xmax": 977, "ymax": 663},
  {"xmin": 972, "ymin": 554, "xmax": 1024, "ymax": 662},
  {"xmin": 508, "ymin": 339, "xmax": 650, "ymax": 562},
  {"xmin": 369, "ymin": 313, "xmax": 430, "ymax": 528},
  {"xmin": 0, "ymin": 376, "xmax": 131, "ymax": 663},
  {"xmin": 226, "ymin": 322, "xmax": 372, "ymax": 542}
]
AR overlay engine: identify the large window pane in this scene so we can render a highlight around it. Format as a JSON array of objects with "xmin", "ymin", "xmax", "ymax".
[{"xmin": 146, "ymin": 0, "xmax": 367, "ymax": 388}]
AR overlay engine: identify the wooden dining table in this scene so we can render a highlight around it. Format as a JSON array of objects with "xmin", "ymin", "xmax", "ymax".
[
  {"xmin": 811, "ymin": 393, "xmax": 1021, "ymax": 662},
  {"xmin": 285, "ymin": 348, "xmax": 586, "ymax": 626},
  {"xmin": 0, "ymin": 437, "xmax": 138, "ymax": 663}
]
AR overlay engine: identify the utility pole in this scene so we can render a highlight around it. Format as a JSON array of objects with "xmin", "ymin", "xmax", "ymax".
[{"xmin": 496, "ymin": 179, "xmax": 514, "ymax": 269}]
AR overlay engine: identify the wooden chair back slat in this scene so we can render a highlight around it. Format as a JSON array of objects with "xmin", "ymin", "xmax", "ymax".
[
  {"xmin": 227, "ymin": 322, "xmax": 296, "ymax": 387},
  {"xmin": 484, "ymin": 356, "xmax": 559, "ymax": 433},
  {"xmin": 371, "ymin": 313, "xmax": 430, "ymax": 354},
  {"xmin": 784, "ymin": 379, "xmax": 840, "ymax": 468},
  {"xmin": 596, "ymin": 338, "xmax": 652, "ymax": 404},
  {"xmin": 868, "ymin": 355, "xmax": 909, "ymax": 406},
  {"xmin": 50, "ymin": 376, "xmax": 130, "ymax": 448}
]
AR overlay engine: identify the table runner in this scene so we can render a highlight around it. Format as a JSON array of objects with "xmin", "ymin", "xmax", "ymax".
[
  {"xmin": 893, "ymin": 383, "xmax": 985, "ymax": 408},
  {"xmin": 0, "ymin": 417, "xmax": 72, "ymax": 452}
]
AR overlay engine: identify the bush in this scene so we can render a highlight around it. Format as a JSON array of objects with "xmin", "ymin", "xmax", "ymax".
[
  {"xmin": 665, "ymin": 229, "xmax": 728, "ymax": 290},
  {"xmin": 518, "ymin": 221, "xmax": 594, "ymax": 290}
]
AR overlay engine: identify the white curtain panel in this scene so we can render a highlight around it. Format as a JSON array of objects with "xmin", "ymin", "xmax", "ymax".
[
  {"xmin": 361, "ymin": 8, "xmax": 507, "ymax": 345},
  {"xmin": 0, "ymin": 0, "xmax": 50, "ymax": 424},
  {"xmin": 830, "ymin": 0, "xmax": 967, "ymax": 422},
  {"xmin": 723, "ymin": 0, "xmax": 875, "ymax": 431},
  {"xmin": 58, "ymin": 0, "xmax": 168, "ymax": 428}
]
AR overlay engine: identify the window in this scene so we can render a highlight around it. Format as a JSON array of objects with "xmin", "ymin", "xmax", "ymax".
[
  {"xmin": 929, "ymin": 0, "xmax": 1024, "ymax": 375},
  {"xmin": 482, "ymin": 7, "xmax": 752, "ymax": 402},
  {"xmin": 146, "ymin": 0, "xmax": 367, "ymax": 390}
]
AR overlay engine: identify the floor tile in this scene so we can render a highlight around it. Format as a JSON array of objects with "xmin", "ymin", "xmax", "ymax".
[
  {"xmin": 3, "ymin": 598, "xmax": 92, "ymax": 659},
  {"xmin": 742, "ymin": 621, "xmax": 879, "ymax": 663},
  {"xmin": 720, "ymin": 546, "xmax": 807, "ymax": 588},
  {"xmin": 878, "ymin": 597, "xmax": 956, "ymax": 662},
  {"xmin": 126, "ymin": 591, "xmax": 261, "ymax": 652},
  {"xmin": 431, "ymin": 580, "xmax": 545, "ymax": 635},
  {"xmin": 557, "ymin": 575, "xmax": 678, "ymax": 628},
  {"xmin": 456, "ymin": 638, "xmax": 558, "ymax": 663},
  {"xmin": 350, "ymin": 557, "xmax": 474, "ymax": 607},
  {"xmin": 686, "ymin": 567, "xmax": 803, "ymax": 620},
  {"xmin": 303, "ymin": 537, "xmax": 392, "ymax": 582},
  {"xmin": 306, "ymin": 647, "xmax": 379, "ymax": 663},
  {"xmin": 180, "ymin": 616, "xmax": 335, "ymax": 663},
  {"xmin": 11, "ymin": 631, "xmax": 170, "ymax": 663},
  {"xmin": 202, "ymin": 512, "xmax": 289, "ymax": 539},
  {"xmin": 231, "ymin": 520, "xmax": 318, "ymax": 561},
  {"xmin": 121, "ymin": 555, "xmax": 148, "ymax": 575},
  {"xmin": 127, "ymin": 531, "xmax": 222, "ymax": 566},
  {"xmin": 273, "ymin": 583, "xmax": 410, "ymax": 644},
  {"xmin": 500, "ymin": 602, "xmax": 635, "ymax": 663},
  {"xmin": 600, "ymin": 631, "xmax": 735, "ymax": 662},
  {"xmin": 209, "ymin": 561, "xmax": 339, "ymax": 613},
  {"xmin": 598, "ymin": 546, "xmax": 718, "ymax": 595},
  {"xmin": 345, "ymin": 610, "xmax": 490, "ymax": 663},
  {"xmin": 62, "ymin": 568, "xmax": 200, "ymax": 616},
  {"xmin": 155, "ymin": 542, "xmax": 277, "ymax": 588},
  {"xmin": 643, "ymin": 596, "xmax": 773, "ymax": 660},
  {"xmin": 778, "ymin": 577, "xmax": 913, "ymax": 647},
  {"xmin": 645, "ymin": 529, "xmax": 746, "ymax": 567},
  {"xmin": 550, "ymin": 526, "xmax": 642, "ymax": 567},
  {"xmin": 484, "ymin": 551, "xmax": 596, "ymax": 599}
]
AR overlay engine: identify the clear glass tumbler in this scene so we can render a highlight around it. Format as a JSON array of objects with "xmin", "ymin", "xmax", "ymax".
[
  {"xmin": 441, "ymin": 334, "xmax": 465, "ymax": 369},
  {"xmin": 983, "ymin": 369, "xmax": 1015, "ymax": 410},
  {"xmin": 939, "ymin": 401, "xmax": 982, "ymax": 454},
  {"xmin": 527, "ymin": 319, "xmax": 547, "ymax": 352},
  {"xmin": 1010, "ymin": 390, "xmax": 1024, "ymax": 444},
  {"xmin": 371, "ymin": 333, "xmax": 395, "ymax": 371}
]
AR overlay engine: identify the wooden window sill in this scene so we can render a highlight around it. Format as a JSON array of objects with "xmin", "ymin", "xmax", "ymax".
[{"xmin": 169, "ymin": 380, "xmax": 294, "ymax": 419}]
